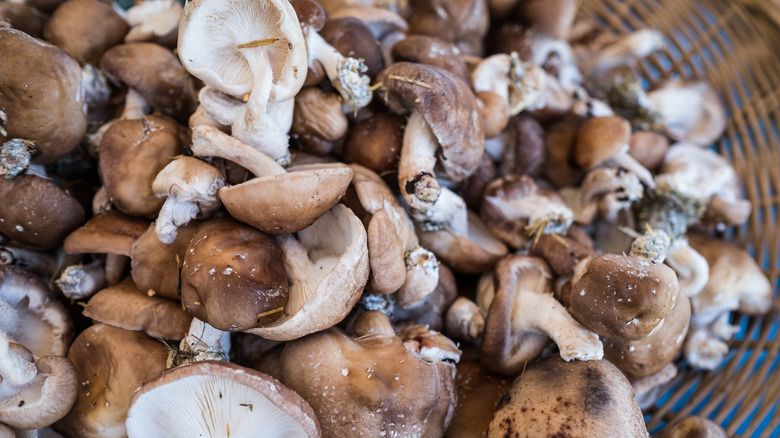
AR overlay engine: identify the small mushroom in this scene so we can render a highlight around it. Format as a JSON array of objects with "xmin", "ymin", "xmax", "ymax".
[
  {"xmin": 289, "ymin": 87, "xmax": 349, "ymax": 156},
  {"xmin": 43, "ymin": 0, "xmax": 128, "ymax": 65},
  {"xmin": 125, "ymin": 361, "xmax": 321, "ymax": 437},
  {"xmin": 629, "ymin": 130, "xmax": 669, "ymax": 172},
  {"xmin": 320, "ymin": 16, "xmax": 385, "ymax": 80},
  {"xmin": 0, "ymin": 332, "xmax": 78, "ymax": 430},
  {"xmin": 487, "ymin": 356, "xmax": 648, "ymax": 437},
  {"xmin": 574, "ymin": 116, "xmax": 655, "ymax": 188},
  {"xmin": 54, "ymin": 324, "xmax": 168, "ymax": 438},
  {"xmin": 562, "ymin": 167, "xmax": 644, "ymax": 225},
  {"xmin": 189, "ymin": 125, "xmax": 353, "ymax": 235},
  {"xmin": 659, "ymin": 416, "xmax": 728, "ymax": 438},
  {"xmin": 152, "ymin": 156, "xmax": 225, "ymax": 244},
  {"xmin": 480, "ymin": 255, "xmax": 603, "ymax": 375},
  {"xmin": 648, "ymin": 80, "xmax": 726, "ymax": 146},
  {"xmin": 342, "ymin": 112, "xmax": 404, "ymax": 175}
]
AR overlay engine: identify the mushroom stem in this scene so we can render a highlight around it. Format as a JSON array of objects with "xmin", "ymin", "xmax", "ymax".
[
  {"xmin": 606, "ymin": 150, "xmax": 656, "ymax": 189},
  {"xmin": 274, "ymin": 234, "xmax": 316, "ymax": 316},
  {"xmin": 398, "ymin": 109, "xmax": 440, "ymax": 211},
  {"xmin": 445, "ymin": 297, "xmax": 485, "ymax": 343},
  {"xmin": 306, "ymin": 30, "xmax": 372, "ymax": 109},
  {"xmin": 0, "ymin": 297, "xmax": 20, "ymax": 335},
  {"xmin": 408, "ymin": 186, "xmax": 469, "ymax": 235},
  {"xmin": 168, "ymin": 318, "xmax": 231, "ymax": 368},
  {"xmin": 0, "ymin": 246, "xmax": 58, "ymax": 277},
  {"xmin": 0, "ymin": 331, "xmax": 37, "ymax": 387},
  {"xmin": 80, "ymin": 64, "xmax": 111, "ymax": 108},
  {"xmin": 55, "ymin": 261, "xmax": 107, "ymax": 300},
  {"xmin": 513, "ymin": 289, "xmax": 604, "ymax": 361},
  {"xmin": 104, "ymin": 254, "xmax": 128, "ymax": 285},
  {"xmin": 0, "ymin": 139, "xmax": 34, "ymax": 179},
  {"xmin": 190, "ymin": 125, "xmax": 286, "ymax": 177},
  {"xmin": 397, "ymin": 246, "xmax": 439, "ymax": 308},
  {"xmin": 582, "ymin": 29, "xmax": 664, "ymax": 77},
  {"xmin": 665, "ymin": 239, "xmax": 709, "ymax": 297},
  {"xmin": 120, "ymin": 88, "xmax": 151, "ymax": 120}
]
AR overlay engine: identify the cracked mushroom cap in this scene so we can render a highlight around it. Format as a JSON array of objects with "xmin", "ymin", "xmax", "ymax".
[
  {"xmin": 480, "ymin": 255, "xmax": 603, "ymax": 375},
  {"xmin": 180, "ymin": 220, "xmax": 289, "ymax": 332},
  {"xmin": 0, "ymin": 174, "xmax": 85, "ymax": 250},
  {"xmin": 55, "ymin": 324, "xmax": 168, "ymax": 438},
  {"xmin": 487, "ymin": 356, "xmax": 647, "ymax": 438},
  {"xmin": 568, "ymin": 254, "xmax": 680, "ymax": 340},
  {"xmin": 246, "ymin": 204, "xmax": 369, "ymax": 341},
  {"xmin": 268, "ymin": 311, "xmax": 460, "ymax": 438},
  {"xmin": 98, "ymin": 115, "xmax": 188, "ymax": 218},
  {"xmin": 83, "ymin": 278, "xmax": 192, "ymax": 340},
  {"xmin": 100, "ymin": 43, "xmax": 195, "ymax": 121},
  {"xmin": 0, "ymin": 28, "xmax": 87, "ymax": 165},
  {"xmin": 0, "ymin": 336, "xmax": 78, "ymax": 430},
  {"xmin": 125, "ymin": 361, "xmax": 320, "ymax": 437},
  {"xmin": 178, "ymin": 0, "xmax": 307, "ymax": 102},
  {"xmin": 377, "ymin": 62, "xmax": 484, "ymax": 183},
  {"xmin": 0, "ymin": 265, "xmax": 73, "ymax": 357}
]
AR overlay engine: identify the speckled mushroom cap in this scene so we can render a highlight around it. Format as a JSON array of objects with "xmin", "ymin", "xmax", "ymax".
[
  {"xmin": 568, "ymin": 254, "xmax": 680, "ymax": 340},
  {"xmin": 55, "ymin": 324, "xmax": 168, "ymax": 438},
  {"xmin": 97, "ymin": 115, "xmax": 188, "ymax": 218},
  {"xmin": 0, "ymin": 174, "xmax": 85, "ymax": 250},
  {"xmin": 83, "ymin": 278, "xmax": 192, "ymax": 340},
  {"xmin": 603, "ymin": 292, "xmax": 690, "ymax": 379},
  {"xmin": 180, "ymin": 220, "xmax": 289, "ymax": 332},
  {"xmin": 268, "ymin": 311, "xmax": 460, "ymax": 438},
  {"xmin": 487, "ymin": 356, "xmax": 647, "ymax": 438},
  {"xmin": 0, "ymin": 28, "xmax": 87, "ymax": 165},
  {"xmin": 178, "ymin": 0, "xmax": 307, "ymax": 102},
  {"xmin": 126, "ymin": 361, "xmax": 321, "ymax": 437},
  {"xmin": 43, "ymin": 0, "xmax": 128, "ymax": 65},
  {"xmin": 377, "ymin": 62, "xmax": 484, "ymax": 183},
  {"xmin": 100, "ymin": 43, "xmax": 195, "ymax": 121}
]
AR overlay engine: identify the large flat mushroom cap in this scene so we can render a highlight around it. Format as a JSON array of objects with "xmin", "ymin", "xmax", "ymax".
[
  {"xmin": 126, "ymin": 361, "xmax": 321, "ymax": 438},
  {"xmin": 377, "ymin": 62, "xmax": 484, "ymax": 182},
  {"xmin": 219, "ymin": 163, "xmax": 353, "ymax": 235},
  {"xmin": 487, "ymin": 356, "xmax": 647, "ymax": 437}
]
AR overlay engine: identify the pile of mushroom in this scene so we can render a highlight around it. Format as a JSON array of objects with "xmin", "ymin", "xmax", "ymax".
[{"xmin": 0, "ymin": 0, "xmax": 775, "ymax": 436}]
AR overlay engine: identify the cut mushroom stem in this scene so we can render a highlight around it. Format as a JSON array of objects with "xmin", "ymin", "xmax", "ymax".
[
  {"xmin": 408, "ymin": 186, "xmax": 469, "ymax": 234},
  {"xmin": 665, "ymin": 238, "xmax": 709, "ymax": 297},
  {"xmin": 0, "ymin": 139, "xmax": 35, "ymax": 179},
  {"xmin": 445, "ymin": 296, "xmax": 484, "ymax": 343},
  {"xmin": 275, "ymin": 234, "xmax": 318, "ymax": 316},
  {"xmin": 397, "ymin": 246, "xmax": 439, "ymax": 308},
  {"xmin": 628, "ymin": 226, "xmax": 671, "ymax": 263},
  {"xmin": 605, "ymin": 147, "xmax": 656, "ymax": 189},
  {"xmin": 471, "ymin": 52, "xmax": 546, "ymax": 116},
  {"xmin": 398, "ymin": 109, "xmax": 441, "ymax": 211},
  {"xmin": 167, "ymin": 318, "xmax": 231, "ymax": 369},
  {"xmin": 305, "ymin": 30, "xmax": 372, "ymax": 109},
  {"xmin": 120, "ymin": 88, "xmax": 151, "ymax": 120},
  {"xmin": 55, "ymin": 261, "xmax": 107, "ymax": 300}
]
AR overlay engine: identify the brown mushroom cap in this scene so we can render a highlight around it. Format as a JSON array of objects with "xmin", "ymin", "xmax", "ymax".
[
  {"xmin": 502, "ymin": 114, "xmax": 546, "ymax": 177},
  {"xmin": 100, "ymin": 43, "xmax": 195, "ymax": 121},
  {"xmin": 55, "ymin": 324, "xmax": 168, "ymax": 438},
  {"xmin": 126, "ymin": 361, "xmax": 321, "ymax": 437},
  {"xmin": 0, "ymin": 2, "xmax": 45, "ymax": 38},
  {"xmin": 83, "ymin": 278, "xmax": 192, "ymax": 340},
  {"xmin": 220, "ymin": 162, "xmax": 354, "ymax": 235},
  {"xmin": 63, "ymin": 210, "xmax": 149, "ymax": 257},
  {"xmin": 543, "ymin": 115, "xmax": 585, "ymax": 187},
  {"xmin": 130, "ymin": 221, "xmax": 207, "ymax": 300},
  {"xmin": 98, "ymin": 115, "xmax": 187, "ymax": 218},
  {"xmin": 515, "ymin": 0, "xmax": 577, "ymax": 40},
  {"xmin": 407, "ymin": 0, "xmax": 489, "ymax": 56},
  {"xmin": 629, "ymin": 131, "xmax": 669, "ymax": 171},
  {"xmin": 575, "ymin": 116, "xmax": 632, "ymax": 170},
  {"xmin": 603, "ymin": 293, "xmax": 690, "ymax": 378},
  {"xmin": 0, "ymin": 174, "xmax": 85, "ymax": 250},
  {"xmin": 569, "ymin": 254, "xmax": 680, "ymax": 340},
  {"xmin": 487, "ymin": 356, "xmax": 647, "ymax": 437},
  {"xmin": 342, "ymin": 112, "xmax": 404, "ymax": 175},
  {"xmin": 290, "ymin": 87, "xmax": 348, "ymax": 155},
  {"xmin": 43, "ymin": 0, "xmax": 128, "ymax": 65},
  {"xmin": 392, "ymin": 35, "xmax": 470, "ymax": 82},
  {"xmin": 320, "ymin": 16, "xmax": 384, "ymax": 79},
  {"xmin": 0, "ymin": 28, "xmax": 87, "ymax": 165},
  {"xmin": 181, "ymin": 220, "xmax": 289, "ymax": 331},
  {"xmin": 377, "ymin": 62, "xmax": 484, "ymax": 183},
  {"xmin": 269, "ymin": 311, "xmax": 459, "ymax": 438},
  {"xmin": 530, "ymin": 233, "xmax": 596, "ymax": 277}
]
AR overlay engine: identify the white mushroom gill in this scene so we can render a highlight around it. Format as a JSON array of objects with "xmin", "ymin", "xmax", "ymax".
[{"xmin": 126, "ymin": 376, "xmax": 309, "ymax": 437}]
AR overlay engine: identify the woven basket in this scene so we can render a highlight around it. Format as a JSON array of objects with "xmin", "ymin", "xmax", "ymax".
[{"xmin": 580, "ymin": 0, "xmax": 780, "ymax": 436}]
